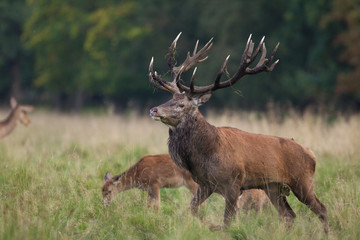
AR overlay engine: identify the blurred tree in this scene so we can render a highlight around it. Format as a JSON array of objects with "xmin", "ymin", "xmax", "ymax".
[
  {"xmin": 276, "ymin": 0, "xmax": 337, "ymax": 108},
  {"xmin": 196, "ymin": 0, "xmax": 337, "ymax": 110},
  {"xmin": 322, "ymin": 0, "xmax": 360, "ymax": 106},
  {"xmin": 84, "ymin": 1, "xmax": 151, "ymax": 107},
  {"xmin": 23, "ymin": 0, "xmax": 95, "ymax": 110},
  {"xmin": 196, "ymin": 0, "xmax": 286, "ymax": 109},
  {"xmin": 0, "ymin": 0, "xmax": 32, "ymax": 101},
  {"xmin": 1, "ymin": 0, "xmax": 355, "ymax": 111},
  {"xmin": 23, "ymin": 0, "xmax": 151, "ymax": 111}
]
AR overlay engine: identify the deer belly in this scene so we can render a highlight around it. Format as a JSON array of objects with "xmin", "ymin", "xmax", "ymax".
[{"xmin": 161, "ymin": 176, "xmax": 184, "ymax": 188}]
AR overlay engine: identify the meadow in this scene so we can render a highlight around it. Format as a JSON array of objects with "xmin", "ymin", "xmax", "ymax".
[{"xmin": 0, "ymin": 109, "xmax": 359, "ymax": 239}]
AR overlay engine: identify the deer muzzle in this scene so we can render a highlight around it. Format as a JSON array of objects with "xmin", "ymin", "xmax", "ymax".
[
  {"xmin": 149, "ymin": 107, "xmax": 160, "ymax": 120},
  {"xmin": 102, "ymin": 198, "xmax": 111, "ymax": 207}
]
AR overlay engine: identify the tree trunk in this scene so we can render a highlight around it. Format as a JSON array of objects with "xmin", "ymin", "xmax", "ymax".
[
  {"xmin": 73, "ymin": 90, "xmax": 84, "ymax": 113},
  {"xmin": 10, "ymin": 58, "xmax": 22, "ymax": 99}
]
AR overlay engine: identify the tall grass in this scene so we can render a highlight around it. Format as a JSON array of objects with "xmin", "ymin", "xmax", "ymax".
[{"xmin": 0, "ymin": 109, "xmax": 359, "ymax": 239}]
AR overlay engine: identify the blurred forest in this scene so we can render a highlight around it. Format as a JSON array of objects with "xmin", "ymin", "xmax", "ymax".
[{"xmin": 0, "ymin": 0, "xmax": 359, "ymax": 112}]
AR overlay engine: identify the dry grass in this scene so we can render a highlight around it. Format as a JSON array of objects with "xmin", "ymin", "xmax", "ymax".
[{"xmin": 0, "ymin": 109, "xmax": 359, "ymax": 239}]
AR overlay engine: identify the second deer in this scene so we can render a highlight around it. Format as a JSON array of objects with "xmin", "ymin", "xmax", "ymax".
[
  {"xmin": 236, "ymin": 189, "xmax": 271, "ymax": 214},
  {"xmin": 102, "ymin": 154, "xmax": 200, "ymax": 209},
  {"xmin": 237, "ymin": 185, "xmax": 290, "ymax": 214},
  {"xmin": 0, "ymin": 97, "xmax": 34, "ymax": 139}
]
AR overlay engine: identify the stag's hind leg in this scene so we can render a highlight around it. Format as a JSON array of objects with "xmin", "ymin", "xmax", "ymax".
[
  {"xmin": 264, "ymin": 183, "xmax": 296, "ymax": 227},
  {"xmin": 291, "ymin": 182, "xmax": 330, "ymax": 233}
]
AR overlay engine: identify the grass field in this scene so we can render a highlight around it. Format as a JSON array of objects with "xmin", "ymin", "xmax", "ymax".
[{"xmin": 0, "ymin": 109, "xmax": 359, "ymax": 239}]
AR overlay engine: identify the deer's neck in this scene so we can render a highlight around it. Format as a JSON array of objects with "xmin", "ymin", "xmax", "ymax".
[
  {"xmin": 0, "ymin": 108, "xmax": 20, "ymax": 138},
  {"xmin": 113, "ymin": 167, "xmax": 139, "ymax": 192},
  {"xmin": 168, "ymin": 110, "xmax": 219, "ymax": 173}
]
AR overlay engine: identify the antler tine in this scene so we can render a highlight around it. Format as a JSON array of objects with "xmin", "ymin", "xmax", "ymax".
[
  {"xmin": 175, "ymin": 66, "xmax": 184, "ymax": 83},
  {"xmin": 214, "ymin": 55, "xmax": 230, "ymax": 88},
  {"xmin": 241, "ymin": 34, "xmax": 252, "ymax": 64},
  {"xmin": 248, "ymin": 40, "xmax": 255, "ymax": 58},
  {"xmin": 173, "ymin": 32, "xmax": 182, "ymax": 48},
  {"xmin": 199, "ymin": 38, "xmax": 214, "ymax": 55},
  {"xmin": 198, "ymin": 56, "xmax": 209, "ymax": 63},
  {"xmin": 150, "ymin": 34, "xmax": 279, "ymax": 96},
  {"xmin": 168, "ymin": 32, "xmax": 182, "ymax": 69},
  {"xmin": 254, "ymin": 43, "xmax": 267, "ymax": 69},
  {"xmin": 254, "ymin": 36, "xmax": 265, "ymax": 55},
  {"xmin": 189, "ymin": 67, "xmax": 197, "ymax": 95},
  {"xmin": 246, "ymin": 41, "xmax": 280, "ymax": 74},
  {"xmin": 148, "ymin": 60, "xmax": 169, "ymax": 92},
  {"xmin": 149, "ymin": 57, "xmax": 180, "ymax": 93},
  {"xmin": 267, "ymin": 59, "xmax": 279, "ymax": 72},
  {"xmin": 176, "ymin": 54, "xmax": 230, "ymax": 93},
  {"xmin": 193, "ymin": 40, "xmax": 199, "ymax": 56},
  {"xmin": 245, "ymin": 34, "xmax": 252, "ymax": 51},
  {"xmin": 188, "ymin": 38, "xmax": 213, "ymax": 69},
  {"xmin": 149, "ymin": 56, "xmax": 154, "ymax": 71},
  {"xmin": 176, "ymin": 35, "xmax": 279, "ymax": 95},
  {"xmin": 268, "ymin": 42, "xmax": 280, "ymax": 63},
  {"xmin": 244, "ymin": 36, "xmax": 266, "ymax": 68},
  {"xmin": 250, "ymin": 36, "xmax": 265, "ymax": 63},
  {"xmin": 148, "ymin": 72, "xmax": 168, "ymax": 92},
  {"xmin": 202, "ymin": 37, "xmax": 214, "ymax": 52},
  {"xmin": 174, "ymin": 37, "xmax": 214, "ymax": 75},
  {"xmin": 214, "ymin": 35, "xmax": 270, "ymax": 86}
]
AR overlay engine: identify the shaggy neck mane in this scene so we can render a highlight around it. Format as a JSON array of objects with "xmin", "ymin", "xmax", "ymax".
[{"xmin": 168, "ymin": 110, "xmax": 219, "ymax": 173}]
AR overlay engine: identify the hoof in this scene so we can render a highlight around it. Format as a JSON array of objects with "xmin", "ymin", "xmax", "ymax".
[{"xmin": 209, "ymin": 224, "xmax": 222, "ymax": 231}]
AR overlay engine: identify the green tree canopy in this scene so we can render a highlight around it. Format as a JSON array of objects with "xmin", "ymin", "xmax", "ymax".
[
  {"xmin": 0, "ymin": 0, "xmax": 32, "ymax": 100},
  {"xmin": 322, "ymin": 0, "xmax": 360, "ymax": 103},
  {"xmin": 0, "ymin": 0, "xmax": 359, "ymax": 111}
]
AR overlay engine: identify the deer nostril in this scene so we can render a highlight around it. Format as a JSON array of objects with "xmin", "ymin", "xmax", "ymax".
[{"xmin": 150, "ymin": 107, "xmax": 158, "ymax": 116}]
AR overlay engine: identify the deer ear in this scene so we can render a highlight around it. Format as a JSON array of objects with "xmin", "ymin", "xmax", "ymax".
[
  {"xmin": 10, "ymin": 97, "xmax": 17, "ymax": 108},
  {"xmin": 194, "ymin": 92, "xmax": 212, "ymax": 106},
  {"xmin": 104, "ymin": 172, "xmax": 112, "ymax": 181}
]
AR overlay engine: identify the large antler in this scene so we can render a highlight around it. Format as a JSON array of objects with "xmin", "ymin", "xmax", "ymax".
[
  {"xmin": 149, "ymin": 32, "xmax": 213, "ymax": 94},
  {"xmin": 177, "ymin": 34, "xmax": 279, "ymax": 95},
  {"xmin": 149, "ymin": 33, "xmax": 279, "ymax": 95}
]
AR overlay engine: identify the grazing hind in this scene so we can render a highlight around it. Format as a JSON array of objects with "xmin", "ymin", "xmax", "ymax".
[
  {"xmin": 102, "ymin": 154, "xmax": 200, "ymax": 209},
  {"xmin": 0, "ymin": 97, "xmax": 34, "ymax": 139}
]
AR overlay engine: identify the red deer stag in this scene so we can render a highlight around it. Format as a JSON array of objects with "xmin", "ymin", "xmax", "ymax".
[
  {"xmin": 102, "ymin": 154, "xmax": 201, "ymax": 209},
  {"xmin": 148, "ymin": 33, "xmax": 329, "ymax": 233},
  {"xmin": 0, "ymin": 97, "xmax": 34, "ymax": 139}
]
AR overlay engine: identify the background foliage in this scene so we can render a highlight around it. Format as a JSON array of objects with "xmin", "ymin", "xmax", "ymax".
[{"xmin": 0, "ymin": 0, "xmax": 359, "ymax": 111}]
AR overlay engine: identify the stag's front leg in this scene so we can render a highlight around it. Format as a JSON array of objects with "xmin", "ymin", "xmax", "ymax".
[
  {"xmin": 191, "ymin": 185, "xmax": 222, "ymax": 230},
  {"xmin": 190, "ymin": 185, "xmax": 212, "ymax": 219},
  {"xmin": 223, "ymin": 191, "xmax": 241, "ymax": 227}
]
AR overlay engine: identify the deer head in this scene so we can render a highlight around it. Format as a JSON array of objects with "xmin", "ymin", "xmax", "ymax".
[
  {"xmin": 102, "ymin": 172, "xmax": 117, "ymax": 206},
  {"xmin": 149, "ymin": 33, "xmax": 279, "ymax": 127},
  {"xmin": 10, "ymin": 97, "xmax": 35, "ymax": 126}
]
